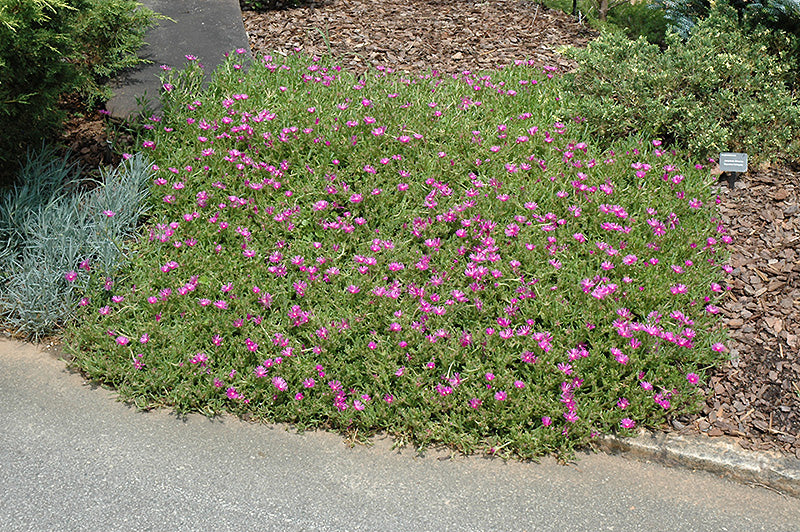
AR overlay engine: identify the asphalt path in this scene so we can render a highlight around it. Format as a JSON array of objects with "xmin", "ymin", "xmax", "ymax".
[{"xmin": 2, "ymin": 338, "xmax": 798, "ymax": 532}]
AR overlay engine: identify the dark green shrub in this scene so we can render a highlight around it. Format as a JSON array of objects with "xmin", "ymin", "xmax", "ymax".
[
  {"xmin": 0, "ymin": 0, "xmax": 156, "ymax": 181},
  {"xmin": 608, "ymin": 1, "xmax": 669, "ymax": 46},
  {"xmin": 71, "ymin": 0, "xmax": 158, "ymax": 101},
  {"xmin": 562, "ymin": 3, "xmax": 800, "ymax": 163},
  {"xmin": 652, "ymin": 0, "xmax": 799, "ymax": 37},
  {"xmin": 651, "ymin": 0, "xmax": 800, "ymax": 86}
]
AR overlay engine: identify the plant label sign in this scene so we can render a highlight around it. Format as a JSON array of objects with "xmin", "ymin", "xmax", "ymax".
[{"xmin": 719, "ymin": 152, "xmax": 748, "ymax": 173}]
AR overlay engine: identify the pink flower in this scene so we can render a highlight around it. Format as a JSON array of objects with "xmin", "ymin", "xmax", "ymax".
[
  {"xmin": 711, "ymin": 343, "xmax": 727, "ymax": 353},
  {"xmin": 115, "ymin": 336, "xmax": 129, "ymax": 346},
  {"xmin": 272, "ymin": 376, "xmax": 288, "ymax": 391},
  {"xmin": 686, "ymin": 372, "xmax": 700, "ymax": 384},
  {"xmin": 563, "ymin": 411, "xmax": 579, "ymax": 423},
  {"xmin": 494, "ymin": 391, "xmax": 507, "ymax": 401},
  {"xmin": 611, "ymin": 347, "xmax": 628, "ymax": 365},
  {"xmin": 65, "ymin": 271, "xmax": 78, "ymax": 282},
  {"xmin": 620, "ymin": 418, "xmax": 635, "ymax": 429},
  {"xmin": 226, "ymin": 387, "xmax": 241, "ymax": 400},
  {"xmin": 670, "ymin": 284, "xmax": 688, "ymax": 295}
]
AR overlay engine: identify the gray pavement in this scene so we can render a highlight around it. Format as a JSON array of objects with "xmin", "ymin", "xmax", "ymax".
[
  {"xmin": 2, "ymin": 338, "xmax": 800, "ymax": 531},
  {"xmin": 93, "ymin": 0, "xmax": 800, "ymax": 524},
  {"xmin": 106, "ymin": 0, "xmax": 251, "ymax": 119}
]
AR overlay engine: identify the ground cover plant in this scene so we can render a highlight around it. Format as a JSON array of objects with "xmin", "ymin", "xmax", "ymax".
[{"xmin": 65, "ymin": 50, "xmax": 733, "ymax": 458}]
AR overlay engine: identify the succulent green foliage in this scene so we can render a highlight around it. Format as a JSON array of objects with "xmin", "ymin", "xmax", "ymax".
[{"xmin": 65, "ymin": 52, "xmax": 732, "ymax": 458}]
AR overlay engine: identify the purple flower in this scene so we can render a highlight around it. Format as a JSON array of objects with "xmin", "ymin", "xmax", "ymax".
[{"xmin": 621, "ymin": 418, "xmax": 636, "ymax": 429}]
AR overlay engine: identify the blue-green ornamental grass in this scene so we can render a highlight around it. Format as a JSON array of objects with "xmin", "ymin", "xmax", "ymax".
[{"xmin": 65, "ymin": 50, "xmax": 732, "ymax": 458}]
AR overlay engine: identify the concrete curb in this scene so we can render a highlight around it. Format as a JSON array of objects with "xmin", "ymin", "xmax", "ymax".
[{"xmin": 597, "ymin": 429, "xmax": 800, "ymax": 498}]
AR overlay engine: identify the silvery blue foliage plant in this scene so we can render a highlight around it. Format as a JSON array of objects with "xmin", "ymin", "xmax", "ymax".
[{"xmin": 0, "ymin": 147, "xmax": 153, "ymax": 338}]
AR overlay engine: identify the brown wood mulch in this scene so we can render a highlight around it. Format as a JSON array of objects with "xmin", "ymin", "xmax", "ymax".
[
  {"xmin": 681, "ymin": 169, "xmax": 800, "ymax": 459},
  {"xmin": 242, "ymin": 0, "xmax": 598, "ymax": 74},
  {"xmin": 241, "ymin": 0, "xmax": 800, "ymax": 459}
]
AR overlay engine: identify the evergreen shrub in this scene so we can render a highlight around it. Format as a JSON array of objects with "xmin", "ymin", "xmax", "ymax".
[
  {"xmin": 562, "ymin": 3, "xmax": 800, "ymax": 163},
  {"xmin": 0, "ymin": 0, "xmax": 156, "ymax": 180}
]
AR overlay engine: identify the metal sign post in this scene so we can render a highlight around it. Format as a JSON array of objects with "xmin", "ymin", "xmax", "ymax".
[{"xmin": 719, "ymin": 152, "xmax": 748, "ymax": 188}]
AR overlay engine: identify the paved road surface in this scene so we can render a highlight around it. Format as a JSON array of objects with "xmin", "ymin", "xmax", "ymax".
[{"xmin": 2, "ymin": 339, "xmax": 798, "ymax": 532}]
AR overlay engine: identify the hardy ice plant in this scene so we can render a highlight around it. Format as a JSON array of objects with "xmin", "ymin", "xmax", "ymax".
[{"xmin": 65, "ymin": 51, "xmax": 731, "ymax": 458}]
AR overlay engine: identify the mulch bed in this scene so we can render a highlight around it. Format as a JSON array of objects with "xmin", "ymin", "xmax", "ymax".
[
  {"xmin": 241, "ymin": 0, "xmax": 597, "ymax": 74},
  {"xmin": 48, "ymin": 0, "xmax": 799, "ymax": 459},
  {"xmin": 681, "ymin": 168, "xmax": 800, "ymax": 459}
]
